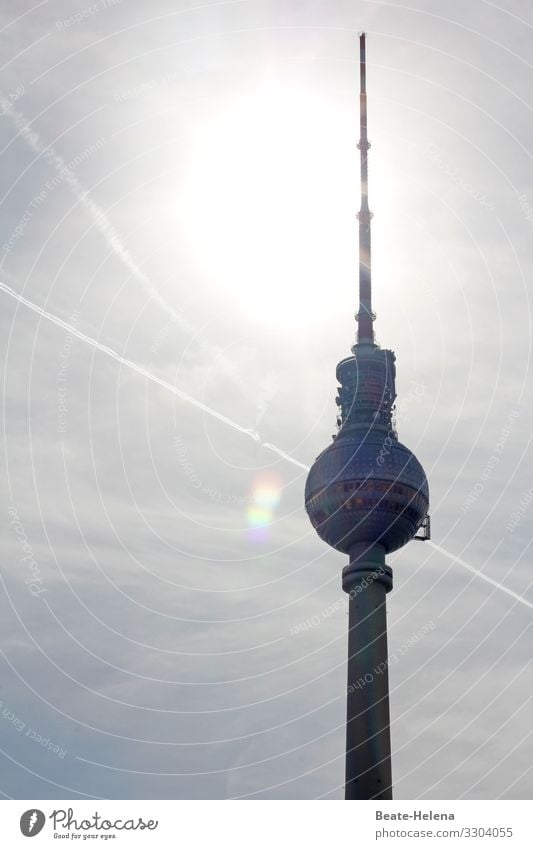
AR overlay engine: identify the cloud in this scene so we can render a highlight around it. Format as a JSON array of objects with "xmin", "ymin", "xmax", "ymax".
[{"xmin": 0, "ymin": 0, "xmax": 531, "ymax": 801}]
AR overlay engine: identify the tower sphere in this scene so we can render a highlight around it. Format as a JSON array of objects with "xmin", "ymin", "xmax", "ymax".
[{"xmin": 305, "ymin": 426, "xmax": 429, "ymax": 555}]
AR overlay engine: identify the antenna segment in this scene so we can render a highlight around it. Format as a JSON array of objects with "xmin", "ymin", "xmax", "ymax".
[{"xmin": 356, "ymin": 32, "xmax": 375, "ymax": 345}]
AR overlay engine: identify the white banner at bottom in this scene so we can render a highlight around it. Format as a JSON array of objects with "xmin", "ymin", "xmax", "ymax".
[{"xmin": 0, "ymin": 799, "xmax": 531, "ymax": 848}]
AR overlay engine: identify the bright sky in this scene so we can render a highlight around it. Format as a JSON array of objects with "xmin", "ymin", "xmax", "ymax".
[{"xmin": 0, "ymin": 0, "xmax": 532, "ymax": 800}]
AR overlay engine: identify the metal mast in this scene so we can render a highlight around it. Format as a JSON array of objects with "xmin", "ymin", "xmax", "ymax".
[{"xmin": 356, "ymin": 32, "xmax": 375, "ymax": 345}]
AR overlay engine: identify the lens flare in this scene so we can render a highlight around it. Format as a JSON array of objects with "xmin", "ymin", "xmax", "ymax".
[{"xmin": 246, "ymin": 471, "xmax": 283, "ymax": 541}]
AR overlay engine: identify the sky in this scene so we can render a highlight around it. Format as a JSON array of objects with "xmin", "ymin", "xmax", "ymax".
[{"xmin": 0, "ymin": 0, "xmax": 532, "ymax": 800}]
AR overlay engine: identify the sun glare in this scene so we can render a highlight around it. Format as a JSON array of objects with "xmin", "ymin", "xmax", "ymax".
[{"xmin": 181, "ymin": 80, "xmax": 357, "ymax": 326}]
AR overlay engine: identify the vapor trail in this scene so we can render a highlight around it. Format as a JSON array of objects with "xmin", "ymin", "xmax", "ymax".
[
  {"xmin": 1, "ymin": 281, "xmax": 530, "ymax": 611},
  {"xmin": 260, "ymin": 442, "xmax": 310, "ymax": 471},
  {"xmin": 428, "ymin": 541, "xmax": 533, "ymax": 610},
  {"xmin": 0, "ymin": 94, "xmax": 193, "ymax": 334},
  {"xmin": 0, "ymin": 280, "xmax": 261, "ymax": 443},
  {"xmin": 0, "ymin": 94, "xmax": 245, "ymax": 388}
]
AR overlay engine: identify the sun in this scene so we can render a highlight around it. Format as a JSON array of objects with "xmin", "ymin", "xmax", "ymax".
[{"xmin": 180, "ymin": 78, "xmax": 359, "ymax": 327}]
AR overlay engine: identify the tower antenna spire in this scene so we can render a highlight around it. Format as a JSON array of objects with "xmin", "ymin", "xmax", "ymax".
[{"xmin": 356, "ymin": 32, "xmax": 375, "ymax": 345}]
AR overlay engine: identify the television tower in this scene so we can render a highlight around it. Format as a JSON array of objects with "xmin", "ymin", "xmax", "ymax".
[{"xmin": 305, "ymin": 34, "xmax": 430, "ymax": 800}]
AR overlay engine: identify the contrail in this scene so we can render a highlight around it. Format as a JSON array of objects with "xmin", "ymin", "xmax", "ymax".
[
  {"xmin": 0, "ymin": 93, "xmax": 244, "ymax": 387},
  {"xmin": 0, "ymin": 93, "xmax": 192, "ymax": 334},
  {"xmin": 261, "ymin": 441, "xmax": 310, "ymax": 471},
  {"xmin": 0, "ymin": 280, "xmax": 263, "ymax": 444},
  {"xmin": 428, "ymin": 541, "xmax": 533, "ymax": 610},
  {"xmin": 1, "ymin": 280, "xmax": 530, "ymax": 611}
]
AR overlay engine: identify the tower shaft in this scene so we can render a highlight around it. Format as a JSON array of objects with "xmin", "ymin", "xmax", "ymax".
[{"xmin": 343, "ymin": 545, "xmax": 393, "ymax": 799}]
